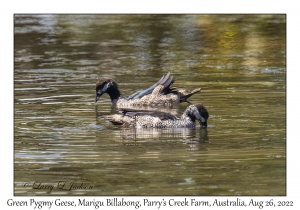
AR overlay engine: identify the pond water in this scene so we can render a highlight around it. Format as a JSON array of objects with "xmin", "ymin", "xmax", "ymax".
[{"xmin": 14, "ymin": 14, "xmax": 286, "ymax": 196}]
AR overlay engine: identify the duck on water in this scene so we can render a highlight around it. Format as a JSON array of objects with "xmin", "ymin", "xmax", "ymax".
[
  {"xmin": 95, "ymin": 72, "xmax": 201, "ymax": 107},
  {"xmin": 103, "ymin": 103, "xmax": 209, "ymax": 128}
]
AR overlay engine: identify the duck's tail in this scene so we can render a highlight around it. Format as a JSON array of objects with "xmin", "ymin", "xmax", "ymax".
[{"xmin": 178, "ymin": 88, "xmax": 201, "ymax": 103}]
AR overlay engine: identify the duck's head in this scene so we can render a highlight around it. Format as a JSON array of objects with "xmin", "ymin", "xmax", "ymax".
[
  {"xmin": 95, "ymin": 78, "xmax": 120, "ymax": 103},
  {"xmin": 185, "ymin": 103, "xmax": 209, "ymax": 127}
]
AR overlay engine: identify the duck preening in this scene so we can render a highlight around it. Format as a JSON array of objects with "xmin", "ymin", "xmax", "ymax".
[
  {"xmin": 95, "ymin": 72, "xmax": 201, "ymax": 107},
  {"xmin": 103, "ymin": 103, "xmax": 209, "ymax": 128}
]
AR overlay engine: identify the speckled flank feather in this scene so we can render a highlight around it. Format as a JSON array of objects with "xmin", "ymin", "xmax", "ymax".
[
  {"xmin": 95, "ymin": 72, "xmax": 201, "ymax": 107},
  {"xmin": 104, "ymin": 103, "xmax": 209, "ymax": 128}
]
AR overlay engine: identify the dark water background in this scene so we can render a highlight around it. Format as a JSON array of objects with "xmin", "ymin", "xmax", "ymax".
[{"xmin": 14, "ymin": 14, "xmax": 286, "ymax": 196}]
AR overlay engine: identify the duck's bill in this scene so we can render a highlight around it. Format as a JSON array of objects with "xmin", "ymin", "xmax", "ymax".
[
  {"xmin": 201, "ymin": 122, "xmax": 207, "ymax": 127},
  {"xmin": 198, "ymin": 119, "xmax": 207, "ymax": 127},
  {"xmin": 95, "ymin": 91, "xmax": 103, "ymax": 102}
]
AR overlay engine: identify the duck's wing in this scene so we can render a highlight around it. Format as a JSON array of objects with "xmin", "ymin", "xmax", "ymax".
[
  {"xmin": 119, "ymin": 108, "xmax": 179, "ymax": 120},
  {"xmin": 126, "ymin": 72, "xmax": 176, "ymax": 100}
]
